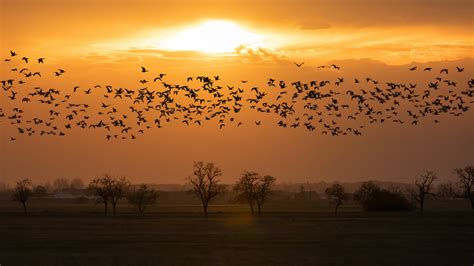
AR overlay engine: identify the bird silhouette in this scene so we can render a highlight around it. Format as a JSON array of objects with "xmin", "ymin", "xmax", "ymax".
[
  {"xmin": 294, "ymin": 62, "xmax": 304, "ymax": 67},
  {"xmin": 1, "ymin": 53, "xmax": 473, "ymax": 140}
]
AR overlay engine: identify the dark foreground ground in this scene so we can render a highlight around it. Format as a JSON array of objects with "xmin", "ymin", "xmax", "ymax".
[{"xmin": 0, "ymin": 199, "xmax": 473, "ymax": 266}]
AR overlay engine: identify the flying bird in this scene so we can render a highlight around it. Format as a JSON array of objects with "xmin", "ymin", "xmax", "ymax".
[{"xmin": 294, "ymin": 62, "xmax": 304, "ymax": 67}]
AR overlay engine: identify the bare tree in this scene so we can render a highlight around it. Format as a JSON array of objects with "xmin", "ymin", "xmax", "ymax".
[
  {"xmin": 188, "ymin": 161, "xmax": 225, "ymax": 217},
  {"xmin": 0, "ymin": 181, "xmax": 9, "ymax": 192},
  {"xmin": 53, "ymin": 177, "xmax": 70, "ymax": 191},
  {"xmin": 255, "ymin": 175, "xmax": 276, "ymax": 215},
  {"xmin": 454, "ymin": 166, "xmax": 474, "ymax": 209},
  {"xmin": 70, "ymin": 178, "xmax": 85, "ymax": 190},
  {"xmin": 109, "ymin": 177, "xmax": 130, "ymax": 216},
  {"xmin": 33, "ymin": 185, "xmax": 48, "ymax": 198},
  {"xmin": 88, "ymin": 175, "xmax": 113, "ymax": 216},
  {"xmin": 325, "ymin": 183, "xmax": 349, "ymax": 216},
  {"xmin": 414, "ymin": 171, "xmax": 437, "ymax": 213},
  {"xmin": 234, "ymin": 171, "xmax": 260, "ymax": 215},
  {"xmin": 88, "ymin": 175, "xmax": 130, "ymax": 216},
  {"xmin": 12, "ymin": 179, "xmax": 33, "ymax": 215},
  {"xmin": 436, "ymin": 181, "xmax": 459, "ymax": 200},
  {"xmin": 127, "ymin": 184, "xmax": 159, "ymax": 215}
]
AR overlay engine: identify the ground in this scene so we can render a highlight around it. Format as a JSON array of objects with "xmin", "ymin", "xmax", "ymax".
[{"xmin": 0, "ymin": 199, "xmax": 473, "ymax": 266}]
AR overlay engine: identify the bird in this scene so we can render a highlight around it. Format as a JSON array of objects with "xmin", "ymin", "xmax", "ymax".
[
  {"xmin": 153, "ymin": 73, "xmax": 166, "ymax": 81},
  {"xmin": 141, "ymin": 66, "xmax": 149, "ymax": 72},
  {"xmin": 2, "ymin": 54, "xmax": 472, "ymax": 141},
  {"xmin": 294, "ymin": 62, "xmax": 304, "ymax": 67},
  {"xmin": 37, "ymin": 58, "xmax": 45, "ymax": 64}
]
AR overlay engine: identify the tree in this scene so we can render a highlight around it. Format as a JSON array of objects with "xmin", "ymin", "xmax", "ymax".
[
  {"xmin": 12, "ymin": 179, "xmax": 33, "ymax": 215},
  {"xmin": 127, "ymin": 184, "xmax": 159, "ymax": 215},
  {"xmin": 354, "ymin": 181, "xmax": 414, "ymax": 211},
  {"xmin": 88, "ymin": 175, "xmax": 130, "ymax": 216},
  {"xmin": 88, "ymin": 175, "xmax": 113, "ymax": 216},
  {"xmin": 353, "ymin": 181, "xmax": 380, "ymax": 210},
  {"xmin": 325, "ymin": 183, "xmax": 349, "ymax": 216},
  {"xmin": 437, "ymin": 181, "xmax": 459, "ymax": 200},
  {"xmin": 188, "ymin": 161, "xmax": 225, "ymax": 217},
  {"xmin": 33, "ymin": 185, "xmax": 48, "ymax": 198},
  {"xmin": 109, "ymin": 177, "xmax": 130, "ymax": 216},
  {"xmin": 53, "ymin": 177, "xmax": 70, "ymax": 191},
  {"xmin": 70, "ymin": 178, "xmax": 85, "ymax": 190},
  {"xmin": 0, "ymin": 181, "xmax": 9, "ymax": 192},
  {"xmin": 413, "ymin": 171, "xmax": 437, "ymax": 213},
  {"xmin": 454, "ymin": 166, "xmax": 474, "ymax": 209},
  {"xmin": 234, "ymin": 171, "xmax": 259, "ymax": 215},
  {"xmin": 255, "ymin": 175, "xmax": 276, "ymax": 215},
  {"xmin": 234, "ymin": 172, "xmax": 276, "ymax": 215}
]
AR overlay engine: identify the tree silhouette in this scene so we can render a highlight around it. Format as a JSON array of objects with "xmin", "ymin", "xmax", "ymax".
[
  {"xmin": 109, "ymin": 177, "xmax": 130, "ymax": 216},
  {"xmin": 234, "ymin": 171, "xmax": 260, "ymax": 215},
  {"xmin": 188, "ymin": 161, "xmax": 225, "ymax": 218},
  {"xmin": 325, "ymin": 183, "xmax": 349, "ymax": 216},
  {"xmin": 127, "ymin": 184, "xmax": 159, "ymax": 215},
  {"xmin": 70, "ymin": 178, "xmax": 85, "ymax": 190},
  {"xmin": 88, "ymin": 175, "xmax": 130, "ymax": 216},
  {"xmin": 255, "ymin": 175, "xmax": 276, "ymax": 215},
  {"xmin": 413, "ymin": 171, "xmax": 437, "ymax": 213},
  {"xmin": 33, "ymin": 185, "xmax": 48, "ymax": 198},
  {"xmin": 12, "ymin": 178, "xmax": 33, "ymax": 216},
  {"xmin": 88, "ymin": 175, "xmax": 113, "ymax": 216},
  {"xmin": 354, "ymin": 181, "xmax": 413, "ymax": 211},
  {"xmin": 436, "ymin": 181, "xmax": 459, "ymax": 200},
  {"xmin": 454, "ymin": 166, "xmax": 474, "ymax": 209},
  {"xmin": 353, "ymin": 181, "xmax": 380, "ymax": 210}
]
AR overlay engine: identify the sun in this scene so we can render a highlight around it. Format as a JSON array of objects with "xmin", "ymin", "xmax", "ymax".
[{"xmin": 159, "ymin": 20, "xmax": 264, "ymax": 53}]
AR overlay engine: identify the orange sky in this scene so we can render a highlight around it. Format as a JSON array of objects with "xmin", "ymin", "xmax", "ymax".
[{"xmin": 0, "ymin": 0, "xmax": 473, "ymax": 184}]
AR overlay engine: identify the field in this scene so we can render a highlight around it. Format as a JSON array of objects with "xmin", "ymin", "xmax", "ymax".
[{"xmin": 0, "ymin": 198, "xmax": 473, "ymax": 266}]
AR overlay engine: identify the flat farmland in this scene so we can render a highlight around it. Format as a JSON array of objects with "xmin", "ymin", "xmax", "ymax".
[{"xmin": 0, "ymin": 199, "xmax": 473, "ymax": 266}]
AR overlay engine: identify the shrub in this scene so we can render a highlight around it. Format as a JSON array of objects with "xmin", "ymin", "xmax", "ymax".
[
  {"xmin": 354, "ymin": 181, "xmax": 414, "ymax": 211},
  {"xmin": 127, "ymin": 184, "xmax": 159, "ymax": 215}
]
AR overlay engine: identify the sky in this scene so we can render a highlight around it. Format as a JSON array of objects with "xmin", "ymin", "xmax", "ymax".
[{"xmin": 0, "ymin": 0, "xmax": 473, "ymax": 185}]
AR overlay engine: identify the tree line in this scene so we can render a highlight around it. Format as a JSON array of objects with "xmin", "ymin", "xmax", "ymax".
[
  {"xmin": 325, "ymin": 166, "xmax": 474, "ymax": 215},
  {"xmin": 8, "ymin": 163, "xmax": 474, "ymax": 216}
]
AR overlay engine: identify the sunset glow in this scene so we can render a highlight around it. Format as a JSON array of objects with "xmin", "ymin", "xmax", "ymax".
[
  {"xmin": 158, "ymin": 20, "xmax": 264, "ymax": 53},
  {"xmin": 1, "ymin": 1, "xmax": 474, "ymax": 264}
]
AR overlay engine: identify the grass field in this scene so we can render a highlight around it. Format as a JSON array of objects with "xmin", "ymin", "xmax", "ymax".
[{"xmin": 0, "ymin": 199, "xmax": 473, "ymax": 266}]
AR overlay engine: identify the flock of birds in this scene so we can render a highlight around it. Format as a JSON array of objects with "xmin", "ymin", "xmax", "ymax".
[{"xmin": 1, "ymin": 50, "xmax": 473, "ymax": 141}]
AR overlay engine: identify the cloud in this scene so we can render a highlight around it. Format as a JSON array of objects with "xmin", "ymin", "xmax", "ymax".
[
  {"xmin": 297, "ymin": 20, "xmax": 332, "ymax": 30},
  {"xmin": 233, "ymin": 45, "xmax": 290, "ymax": 64}
]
